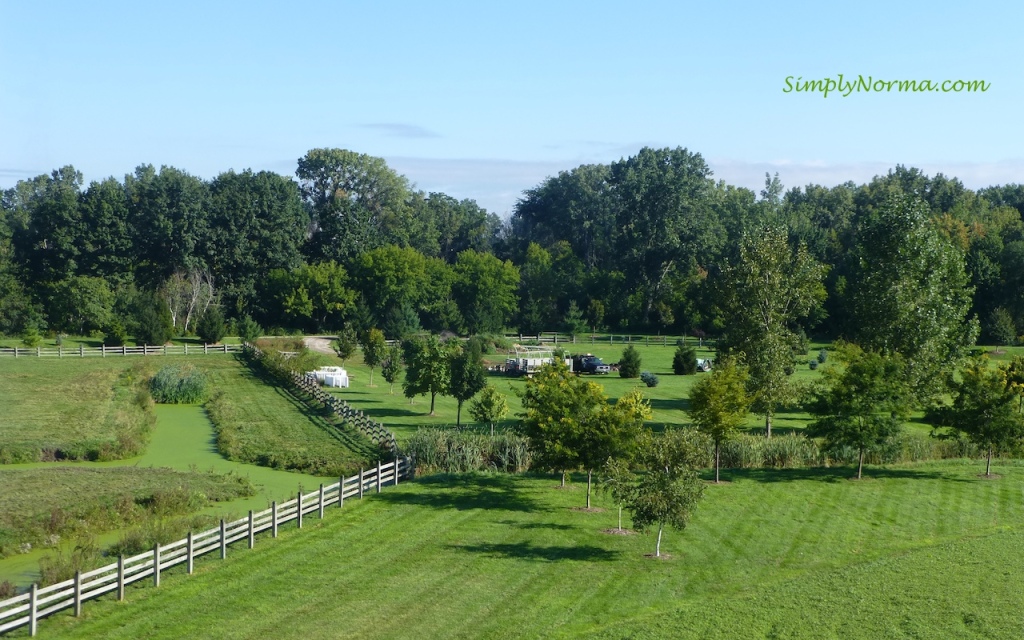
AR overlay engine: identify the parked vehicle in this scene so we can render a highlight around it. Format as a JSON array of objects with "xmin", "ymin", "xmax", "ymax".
[
  {"xmin": 570, "ymin": 353, "xmax": 611, "ymax": 374},
  {"xmin": 696, "ymin": 358, "xmax": 712, "ymax": 372}
]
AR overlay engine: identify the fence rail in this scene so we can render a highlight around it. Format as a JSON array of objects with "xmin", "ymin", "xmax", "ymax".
[
  {"xmin": 505, "ymin": 333, "xmax": 701, "ymax": 347},
  {"xmin": 0, "ymin": 457, "xmax": 412, "ymax": 637},
  {"xmin": 0, "ymin": 344, "xmax": 243, "ymax": 358}
]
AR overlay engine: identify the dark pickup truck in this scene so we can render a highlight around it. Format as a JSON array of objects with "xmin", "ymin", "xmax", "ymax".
[{"xmin": 571, "ymin": 354, "xmax": 611, "ymax": 374}]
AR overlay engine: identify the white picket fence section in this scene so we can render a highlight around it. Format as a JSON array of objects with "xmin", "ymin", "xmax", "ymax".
[
  {"xmin": 0, "ymin": 457, "xmax": 412, "ymax": 637},
  {"xmin": 0, "ymin": 344, "xmax": 243, "ymax": 358}
]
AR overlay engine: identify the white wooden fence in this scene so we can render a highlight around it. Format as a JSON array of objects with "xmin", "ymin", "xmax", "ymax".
[
  {"xmin": 0, "ymin": 344, "xmax": 243, "ymax": 358},
  {"xmin": 0, "ymin": 457, "xmax": 412, "ymax": 637},
  {"xmin": 507, "ymin": 333, "xmax": 694, "ymax": 347}
]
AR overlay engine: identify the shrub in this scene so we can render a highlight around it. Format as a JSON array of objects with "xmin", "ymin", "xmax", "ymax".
[
  {"xmin": 809, "ymin": 360, "xmax": 818, "ymax": 370},
  {"xmin": 238, "ymin": 315, "xmax": 262, "ymax": 343},
  {"xmin": 640, "ymin": 371, "xmax": 659, "ymax": 387},
  {"xmin": 406, "ymin": 429, "xmax": 532, "ymax": 473},
  {"xmin": 0, "ymin": 580, "xmax": 15, "ymax": 598},
  {"xmin": 673, "ymin": 344, "xmax": 698, "ymax": 375},
  {"xmin": 102, "ymin": 321, "xmax": 127, "ymax": 346},
  {"xmin": 21, "ymin": 325, "xmax": 42, "ymax": 348},
  {"xmin": 134, "ymin": 293, "xmax": 173, "ymax": 346},
  {"xmin": 619, "ymin": 345, "xmax": 641, "ymax": 378},
  {"xmin": 150, "ymin": 364, "xmax": 210, "ymax": 404},
  {"xmin": 196, "ymin": 305, "xmax": 226, "ymax": 344},
  {"xmin": 817, "ymin": 348, "xmax": 828, "ymax": 363},
  {"xmin": 784, "ymin": 365, "xmax": 795, "ymax": 376}
]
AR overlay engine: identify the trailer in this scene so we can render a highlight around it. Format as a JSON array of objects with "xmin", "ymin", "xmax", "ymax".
[{"xmin": 505, "ymin": 345, "xmax": 571, "ymax": 377}]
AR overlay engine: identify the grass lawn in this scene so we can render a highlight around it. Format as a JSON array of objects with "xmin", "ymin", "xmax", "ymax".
[
  {"xmin": 0, "ymin": 466, "xmax": 254, "ymax": 558},
  {"xmin": 30, "ymin": 459, "xmax": 1024, "ymax": 639},
  {"xmin": 0, "ymin": 358, "xmax": 154, "ymax": 463}
]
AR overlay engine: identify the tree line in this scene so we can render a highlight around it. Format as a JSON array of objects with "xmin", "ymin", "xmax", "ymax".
[{"xmin": 2, "ymin": 146, "xmax": 1023, "ymax": 349}]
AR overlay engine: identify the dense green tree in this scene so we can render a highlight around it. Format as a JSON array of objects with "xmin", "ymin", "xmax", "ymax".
[
  {"xmin": 47, "ymin": 276, "xmax": 115, "ymax": 335},
  {"xmin": 562, "ymin": 300, "xmax": 588, "ymax": 340},
  {"xmin": 672, "ymin": 343, "xmax": 698, "ymax": 375},
  {"xmin": 689, "ymin": 356, "xmax": 752, "ymax": 483},
  {"xmin": 205, "ymin": 170, "xmax": 308, "ymax": 315},
  {"xmin": 266, "ymin": 261, "xmax": 355, "ymax": 332},
  {"xmin": 619, "ymin": 345, "xmax": 641, "ymax": 378},
  {"xmin": 845, "ymin": 194, "xmax": 977, "ymax": 402},
  {"xmin": 808, "ymin": 345, "xmax": 910, "ymax": 479},
  {"xmin": 469, "ymin": 385, "xmax": 509, "ymax": 435},
  {"xmin": 518, "ymin": 360, "xmax": 605, "ymax": 486},
  {"xmin": 297, "ymin": 148, "xmax": 412, "ymax": 263},
  {"xmin": 134, "ymin": 292, "xmax": 174, "ymax": 346},
  {"xmin": 576, "ymin": 388, "xmax": 651, "ymax": 509},
  {"xmin": 9, "ymin": 166, "xmax": 84, "ymax": 287},
  {"xmin": 449, "ymin": 340, "xmax": 487, "ymax": 426},
  {"xmin": 452, "ymin": 250, "xmax": 520, "ymax": 334},
  {"xmin": 124, "ymin": 165, "xmax": 210, "ymax": 289},
  {"xmin": 939, "ymin": 357, "xmax": 1024, "ymax": 477},
  {"xmin": 609, "ymin": 147, "xmax": 723, "ymax": 327},
  {"xmin": 77, "ymin": 177, "xmax": 135, "ymax": 282},
  {"xmin": 238, "ymin": 315, "xmax": 262, "ymax": 344},
  {"xmin": 196, "ymin": 305, "xmax": 226, "ymax": 344},
  {"xmin": 402, "ymin": 334, "xmax": 453, "ymax": 415},
  {"xmin": 715, "ymin": 226, "xmax": 826, "ymax": 437}
]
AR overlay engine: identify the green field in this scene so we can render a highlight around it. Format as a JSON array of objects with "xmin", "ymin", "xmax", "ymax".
[{"xmin": 26, "ymin": 461, "xmax": 1024, "ymax": 639}]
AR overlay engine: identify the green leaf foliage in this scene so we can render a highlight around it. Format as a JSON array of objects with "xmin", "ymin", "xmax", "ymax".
[{"xmin": 619, "ymin": 345, "xmax": 641, "ymax": 378}]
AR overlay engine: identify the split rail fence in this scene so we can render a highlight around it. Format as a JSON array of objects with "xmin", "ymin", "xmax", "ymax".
[
  {"xmin": 0, "ymin": 457, "xmax": 412, "ymax": 637},
  {"xmin": 506, "ymin": 333, "xmax": 706, "ymax": 347},
  {"xmin": 0, "ymin": 344, "xmax": 243, "ymax": 358}
]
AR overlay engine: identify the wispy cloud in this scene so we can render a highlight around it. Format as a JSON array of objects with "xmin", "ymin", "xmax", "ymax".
[
  {"xmin": 360, "ymin": 123, "xmax": 441, "ymax": 139},
  {"xmin": 0, "ymin": 168, "xmax": 44, "ymax": 180}
]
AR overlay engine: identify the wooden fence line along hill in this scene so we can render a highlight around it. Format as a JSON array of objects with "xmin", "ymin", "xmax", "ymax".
[
  {"xmin": 0, "ymin": 458, "xmax": 412, "ymax": 637},
  {"xmin": 507, "ymin": 333, "xmax": 703, "ymax": 347},
  {"xmin": 0, "ymin": 344, "xmax": 244, "ymax": 358},
  {"xmin": 244, "ymin": 344, "xmax": 399, "ymax": 455}
]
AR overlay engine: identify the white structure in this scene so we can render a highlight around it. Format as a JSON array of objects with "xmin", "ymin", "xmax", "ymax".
[{"xmin": 309, "ymin": 366, "xmax": 350, "ymax": 388}]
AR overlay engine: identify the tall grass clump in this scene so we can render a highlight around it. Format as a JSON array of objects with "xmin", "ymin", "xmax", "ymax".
[
  {"xmin": 407, "ymin": 429, "xmax": 532, "ymax": 473},
  {"xmin": 150, "ymin": 364, "xmax": 210, "ymax": 404}
]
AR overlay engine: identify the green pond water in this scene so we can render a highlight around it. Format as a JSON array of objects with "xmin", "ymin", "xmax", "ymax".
[{"xmin": 1, "ymin": 405, "xmax": 335, "ymax": 586}]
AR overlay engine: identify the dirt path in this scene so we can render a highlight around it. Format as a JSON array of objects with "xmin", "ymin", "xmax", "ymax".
[{"xmin": 303, "ymin": 336, "xmax": 336, "ymax": 355}]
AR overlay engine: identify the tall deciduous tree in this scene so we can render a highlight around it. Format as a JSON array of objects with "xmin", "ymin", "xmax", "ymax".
[
  {"xmin": 297, "ymin": 148, "xmax": 412, "ymax": 263},
  {"xmin": 469, "ymin": 385, "xmax": 509, "ymax": 435},
  {"xmin": 610, "ymin": 147, "xmax": 723, "ymax": 326},
  {"xmin": 845, "ymin": 194, "xmax": 977, "ymax": 403},
  {"xmin": 689, "ymin": 356, "xmax": 751, "ymax": 483},
  {"xmin": 452, "ymin": 250, "xmax": 520, "ymax": 334},
  {"xmin": 402, "ymin": 334, "xmax": 453, "ymax": 415},
  {"xmin": 577, "ymin": 388, "xmax": 651, "ymax": 508},
  {"xmin": 808, "ymin": 344, "xmax": 909, "ymax": 479},
  {"xmin": 380, "ymin": 343, "xmax": 403, "ymax": 395},
  {"xmin": 449, "ymin": 340, "xmax": 486, "ymax": 426},
  {"xmin": 715, "ymin": 226, "xmax": 826, "ymax": 437}
]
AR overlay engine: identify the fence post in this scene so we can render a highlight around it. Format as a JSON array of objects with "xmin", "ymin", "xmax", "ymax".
[
  {"xmin": 248, "ymin": 511, "xmax": 255, "ymax": 549},
  {"xmin": 184, "ymin": 344, "xmax": 188, "ymax": 355},
  {"xmin": 220, "ymin": 520, "xmax": 227, "ymax": 559},
  {"xmin": 297, "ymin": 491, "xmax": 303, "ymax": 529},
  {"xmin": 646, "ymin": 336, "xmax": 649, "ymax": 346},
  {"xmin": 187, "ymin": 531, "xmax": 194, "ymax": 574},
  {"xmin": 58, "ymin": 345, "xmax": 62, "ymax": 358},
  {"xmin": 359, "ymin": 468, "xmax": 364, "ymax": 499},
  {"xmin": 376, "ymin": 460, "xmax": 382, "ymax": 493},
  {"xmin": 272, "ymin": 501, "xmax": 278, "ymax": 538},
  {"xmin": 28, "ymin": 582, "xmax": 37, "ymax": 636},
  {"xmin": 339, "ymin": 475, "xmax": 345, "ymax": 508},
  {"xmin": 204, "ymin": 343, "xmax": 208, "ymax": 354},
  {"xmin": 122, "ymin": 345, "xmax": 126, "ymax": 356},
  {"xmin": 73, "ymin": 570, "xmax": 82, "ymax": 616},
  {"xmin": 80, "ymin": 344, "xmax": 84, "ymax": 357},
  {"xmin": 153, "ymin": 543, "xmax": 161, "ymax": 587},
  {"xmin": 102, "ymin": 345, "xmax": 106, "ymax": 358},
  {"xmin": 318, "ymin": 484, "xmax": 325, "ymax": 519},
  {"xmin": 394, "ymin": 459, "xmax": 400, "ymax": 486},
  {"xmin": 163, "ymin": 345, "xmax": 167, "ymax": 356},
  {"xmin": 14, "ymin": 347, "xmax": 17, "ymax": 358},
  {"xmin": 117, "ymin": 555, "xmax": 125, "ymax": 601}
]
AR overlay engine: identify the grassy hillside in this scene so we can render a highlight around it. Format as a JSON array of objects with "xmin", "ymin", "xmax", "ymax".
[{"xmin": 33, "ymin": 460, "xmax": 1024, "ymax": 639}]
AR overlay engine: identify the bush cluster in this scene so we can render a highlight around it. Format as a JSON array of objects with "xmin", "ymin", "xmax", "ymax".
[
  {"xmin": 640, "ymin": 371, "xmax": 659, "ymax": 387},
  {"xmin": 406, "ymin": 429, "xmax": 533, "ymax": 473},
  {"xmin": 673, "ymin": 344, "xmax": 698, "ymax": 375},
  {"xmin": 150, "ymin": 364, "xmax": 210, "ymax": 404}
]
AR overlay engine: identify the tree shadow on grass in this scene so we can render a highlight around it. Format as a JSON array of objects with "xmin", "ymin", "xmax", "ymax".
[
  {"xmin": 496, "ymin": 520, "xmax": 576, "ymax": 531},
  {"xmin": 448, "ymin": 541, "xmax": 619, "ymax": 562},
  {"xmin": 650, "ymin": 398, "xmax": 690, "ymax": 413},
  {"xmin": 715, "ymin": 466, "xmax": 971, "ymax": 484},
  {"xmin": 361, "ymin": 407, "xmax": 421, "ymax": 418},
  {"xmin": 378, "ymin": 474, "xmax": 543, "ymax": 512}
]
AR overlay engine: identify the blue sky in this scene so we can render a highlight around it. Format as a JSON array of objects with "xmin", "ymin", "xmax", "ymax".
[{"xmin": 1, "ymin": 1, "xmax": 1020, "ymax": 215}]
